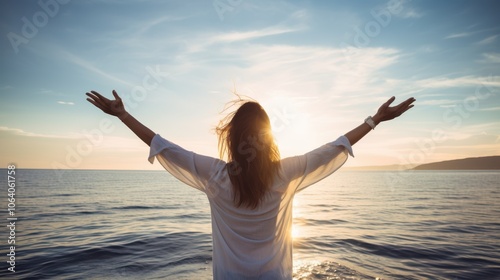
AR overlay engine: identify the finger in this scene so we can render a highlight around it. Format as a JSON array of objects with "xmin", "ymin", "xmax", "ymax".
[
  {"xmin": 403, "ymin": 97, "xmax": 416, "ymax": 106},
  {"xmin": 90, "ymin": 90, "xmax": 111, "ymax": 103},
  {"xmin": 86, "ymin": 92, "xmax": 100, "ymax": 100},
  {"xmin": 87, "ymin": 98, "xmax": 107, "ymax": 111},
  {"xmin": 86, "ymin": 98, "xmax": 108, "ymax": 112},
  {"xmin": 86, "ymin": 92, "xmax": 100, "ymax": 103},
  {"xmin": 400, "ymin": 104, "xmax": 415, "ymax": 115},
  {"xmin": 394, "ymin": 97, "xmax": 415, "ymax": 110},
  {"xmin": 86, "ymin": 97, "xmax": 98, "ymax": 106},
  {"xmin": 382, "ymin": 96, "xmax": 396, "ymax": 109},
  {"xmin": 86, "ymin": 92, "xmax": 108, "ymax": 108},
  {"xmin": 112, "ymin": 90, "xmax": 121, "ymax": 100},
  {"xmin": 395, "ymin": 103, "xmax": 415, "ymax": 116}
]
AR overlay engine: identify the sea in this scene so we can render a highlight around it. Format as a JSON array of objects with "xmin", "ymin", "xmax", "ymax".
[{"xmin": 0, "ymin": 169, "xmax": 499, "ymax": 280}]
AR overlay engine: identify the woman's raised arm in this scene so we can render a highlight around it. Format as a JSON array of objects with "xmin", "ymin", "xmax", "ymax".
[
  {"xmin": 344, "ymin": 96, "xmax": 416, "ymax": 146},
  {"xmin": 86, "ymin": 90, "xmax": 155, "ymax": 146}
]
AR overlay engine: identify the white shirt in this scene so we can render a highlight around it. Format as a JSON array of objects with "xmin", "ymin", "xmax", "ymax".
[{"xmin": 148, "ymin": 134, "xmax": 353, "ymax": 279}]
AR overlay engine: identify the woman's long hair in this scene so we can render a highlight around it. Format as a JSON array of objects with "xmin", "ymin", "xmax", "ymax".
[{"xmin": 216, "ymin": 98, "xmax": 281, "ymax": 209}]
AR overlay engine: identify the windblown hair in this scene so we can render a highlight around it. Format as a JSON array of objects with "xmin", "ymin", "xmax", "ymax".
[{"xmin": 216, "ymin": 99, "xmax": 281, "ymax": 209}]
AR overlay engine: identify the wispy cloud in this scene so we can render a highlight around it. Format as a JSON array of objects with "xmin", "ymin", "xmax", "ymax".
[
  {"xmin": 418, "ymin": 45, "xmax": 438, "ymax": 53},
  {"xmin": 387, "ymin": 0, "xmax": 424, "ymax": 19},
  {"xmin": 399, "ymin": 9, "xmax": 424, "ymax": 18},
  {"xmin": 201, "ymin": 44, "xmax": 403, "ymax": 126},
  {"xmin": 135, "ymin": 15, "xmax": 190, "ymax": 36},
  {"xmin": 175, "ymin": 8, "xmax": 308, "ymax": 54},
  {"xmin": 0, "ymin": 126, "xmax": 78, "ymax": 139},
  {"xmin": 57, "ymin": 101, "xmax": 75, "ymax": 105},
  {"xmin": 40, "ymin": 89, "xmax": 53, "ymax": 94},
  {"xmin": 36, "ymin": 88, "xmax": 71, "ymax": 97},
  {"xmin": 211, "ymin": 26, "xmax": 302, "ymax": 43},
  {"xmin": 57, "ymin": 48, "xmax": 136, "ymax": 87},
  {"xmin": 182, "ymin": 25, "xmax": 305, "ymax": 54},
  {"xmin": 417, "ymin": 99, "xmax": 458, "ymax": 106},
  {"xmin": 476, "ymin": 34, "xmax": 498, "ymax": 45},
  {"xmin": 478, "ymin": 53, "xmax": 500, "ymax": 63},
  {"xmin": 0, "ymin": 126, "xmax": 143, "ymax": 152},
  {"xmin": 396, "ymin": 8, "xmax": 424, "ymax": 19},
  {"xmin": 479, "ymin": 106, "xmax": 500, "ymax": 111},
  {"xmin": 445, "ymin": 32, "xmax": 472, "ymax": 39},
  {"xmin": 459, "ymin": 122, "xmax": 500, "ymax": 132},
  {"xmin": 416, "ymin": 75, "xmax": 500, "ymax": 88},
  {"xmin": 225, "ymin": 45, "xmax": 399, "ymax": 97},
  {"xmin": 445, "ymin": 28, "xmax": 499, "ymax": 40}
]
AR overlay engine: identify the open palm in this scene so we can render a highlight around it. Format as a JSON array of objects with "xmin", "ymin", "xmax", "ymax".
[
  {"xmin": 374, "ymin": 96, "xmax": 416, "ymax": 123},
  {"xmin": 86, "ymin": 90, "xmax": 128, "ymax": 118}
]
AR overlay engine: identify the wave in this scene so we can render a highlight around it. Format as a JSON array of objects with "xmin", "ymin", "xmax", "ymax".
[
  {"xmin": 53, "ymin": 193, "xmax": 81, "ymax": 197},
  {"xmin": 337, "ymin": 238, "xmax": 452, "ymax": 260},
  {"xmin": 293, "ymin": 261, "xmax": 374, "ymax": 280},
  {"xmin": 294, "ymin": 217, "xmax": 348, "ymax": 226},
  {"xmin": 6, "ymin": 231, "xmax": 212, "ymax": 279},
  {"xmin": 23, "ymin": 210, "xmax": 112, "ymax": 220},
  {"xmin": 296, "ymin": 236, "xmax": 500, "ymax": 279},
  {"xmin": 111, "ymin": 205, "xmax": 180, "ymax": 210}
]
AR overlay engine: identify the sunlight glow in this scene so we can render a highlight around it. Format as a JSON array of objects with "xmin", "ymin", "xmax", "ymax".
[
  {"xmin": 292, "ymin": 224, "xmax": 301, "ymax": 239},
  {"xmin": 292, "ymin": 198, "xmax": 303, "ymax": 240},
  {"xmin": 260, "ymin": 92, "xmax": 317, "ymax": 157}
]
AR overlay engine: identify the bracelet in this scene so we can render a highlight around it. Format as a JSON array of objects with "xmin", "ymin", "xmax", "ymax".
[{"xmin": 364, "ymin": 116, "xmax": 376, "ymax": 130}]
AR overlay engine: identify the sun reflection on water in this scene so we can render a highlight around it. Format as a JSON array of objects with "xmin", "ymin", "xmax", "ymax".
[{"xmin": 292, "ymin": 197, "xmax": 303, "ymax": 240}]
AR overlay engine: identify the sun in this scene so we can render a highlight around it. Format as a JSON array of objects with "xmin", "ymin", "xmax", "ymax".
[
  {"xmin": 261, "ymin": 94, "xmax": 316, "ymax": 157},
  {"xmin": 274, "ymin": 118, "xmax": 316, "ymax": 162}
]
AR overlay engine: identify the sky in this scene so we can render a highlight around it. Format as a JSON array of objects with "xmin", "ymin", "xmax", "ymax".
[{"xmin": 0, "ymin": 0, "xmax": 499, "ymax": 171}]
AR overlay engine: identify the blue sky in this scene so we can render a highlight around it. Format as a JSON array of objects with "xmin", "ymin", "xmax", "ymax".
[{"xmin": 1, "ymin": 0, "xmax": 499, "ymax": 171}]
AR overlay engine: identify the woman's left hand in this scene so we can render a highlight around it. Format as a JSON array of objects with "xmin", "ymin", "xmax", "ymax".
[{"xmin": 86, "ymin": 90, "xmax": 128, "ymax": 119}]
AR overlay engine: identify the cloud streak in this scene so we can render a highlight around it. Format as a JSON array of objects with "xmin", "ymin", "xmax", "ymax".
[
  {"xmin": 57, "ymin": 101, "xmax": 75, "ymax": 105},
  {"xmin": 0, "ymin": 126, "xmax": 78, "ymax": 139},
  {"xmin": 212, "ymin": 26, "xmax": 303, "ymax": 43},
  {"xmin": 479, "ymin": 53, "xmax": 500, "ymax": 64},
  {"xmin": 58, "ymin": 48, "xmax": 136, "ymax": 87},
  {"xmin": 445, "ymin": 32, "xmax": 472, "ymax": 39},
  {"xmin": 415, "ymin": 75, "xmax": 500, "ymax": 88},
  {"xmin": 476, "ymin": 35, "xmax": 498, "ymax": 45}
]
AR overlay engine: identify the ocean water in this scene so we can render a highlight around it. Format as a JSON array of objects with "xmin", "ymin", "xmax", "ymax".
[{"xmin": 0, "ymin": 169, "xmax": 499, "ymax": 279}]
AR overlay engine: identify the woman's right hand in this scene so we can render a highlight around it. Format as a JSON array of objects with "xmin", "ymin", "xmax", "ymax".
[{"xmin": 373, "ymin": 96, "xmax": 416, "ymax": 124}]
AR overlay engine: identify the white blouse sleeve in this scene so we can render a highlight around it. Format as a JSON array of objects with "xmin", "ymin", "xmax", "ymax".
[
  {"xmin": 147, "ymin": 134, "xmax": 225, "ymax": 193},
  {"xmin": 279, "ymin": 135, "xmax": 354, "ymax": 193}
]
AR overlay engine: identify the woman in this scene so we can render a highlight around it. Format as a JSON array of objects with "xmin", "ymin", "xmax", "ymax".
[{"xmin": 86, "ymin": 90, "xmax": 415, "ymax": 279}]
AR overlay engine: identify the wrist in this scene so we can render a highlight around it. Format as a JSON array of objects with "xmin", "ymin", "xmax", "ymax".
[
  {"xmin": 372, "ymin": 114, "xmax": 382, "ymax": 125},
  {"xmin": 118, "ymin": 111, "xmax": 129, "ymax": 121}
]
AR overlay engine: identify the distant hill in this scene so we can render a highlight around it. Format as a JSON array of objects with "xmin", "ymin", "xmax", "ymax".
[{"xmin": 413, "ymin": 156, "xmax": 500, "ymax": 170}]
